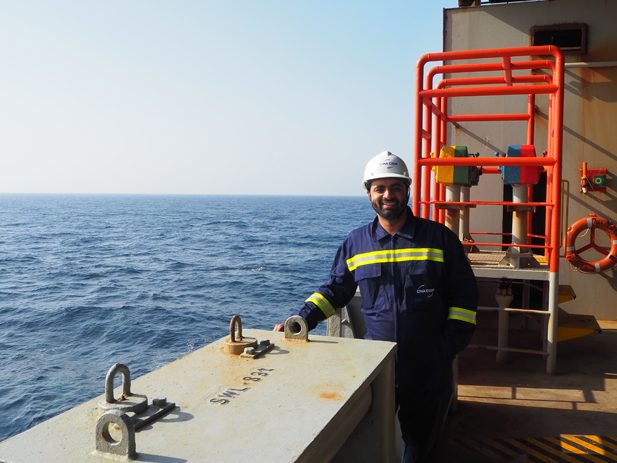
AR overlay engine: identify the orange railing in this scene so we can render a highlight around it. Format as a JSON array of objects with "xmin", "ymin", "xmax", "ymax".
[{"xmin": 411, "ymin": 46, "xmax": 564, "ymax": 273}]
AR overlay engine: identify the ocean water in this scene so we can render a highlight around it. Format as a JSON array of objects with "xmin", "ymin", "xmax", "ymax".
[{"xmin": 0, "ymin": 194, "xmax": 374, "ymax": 442}]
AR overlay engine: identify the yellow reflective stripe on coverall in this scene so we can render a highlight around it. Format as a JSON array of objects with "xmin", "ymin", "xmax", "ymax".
[
  {"xmin": 305, "ymin": 292, "xmax": 336, "ymax": 318},
  {"xmin": 346, "ymin": 247, "xmax": 444, "ymax": 272},
  {"xmin": 448, "ymin": 306, "xmax": 476, "ymax": 325}
]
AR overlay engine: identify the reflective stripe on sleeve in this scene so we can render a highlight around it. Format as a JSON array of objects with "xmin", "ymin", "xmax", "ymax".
[
  {"xmin": 305, "ymin": 292, "xmax": 336, "ymax": 318},
  {"xmin": 448, "ymin": 307, "xmax": 477, "ymax": 325},
  {"xmin": 346, "ymin": 248, "xmax": 444, "ymax": 272}
]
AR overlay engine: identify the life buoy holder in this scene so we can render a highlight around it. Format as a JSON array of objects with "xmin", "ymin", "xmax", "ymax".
[{"xmin": 565, "ymin": 214, "xmax": 617, "ymax": 273}]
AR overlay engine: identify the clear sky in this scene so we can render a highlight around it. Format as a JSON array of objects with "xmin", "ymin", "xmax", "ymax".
[{"xmin": 1, "ymin": 1, "xmax": 449, "ymax": 196}]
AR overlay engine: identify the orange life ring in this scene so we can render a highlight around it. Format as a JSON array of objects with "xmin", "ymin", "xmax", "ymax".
[{"xmin": 565, "ymin": 214, "xmax": 617, "ymax": 273}]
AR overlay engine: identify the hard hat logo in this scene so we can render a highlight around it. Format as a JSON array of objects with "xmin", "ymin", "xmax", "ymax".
[{"xmin": 363, "ymin": 151, "xmax": 411, "ymax": 188}]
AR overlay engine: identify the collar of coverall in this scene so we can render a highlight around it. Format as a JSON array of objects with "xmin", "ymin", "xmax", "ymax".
[{"xmin": 372, "ymin": 207, "xmax": 416, "ymax": 242}]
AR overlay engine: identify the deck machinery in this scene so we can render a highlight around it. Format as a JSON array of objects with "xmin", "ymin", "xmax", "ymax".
[{"xmin": 412, "ymin": 46, "xmax": 565, "ymax": 374}]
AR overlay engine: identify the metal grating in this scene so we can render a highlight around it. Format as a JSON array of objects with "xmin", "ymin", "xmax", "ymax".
[{"xmin": 467, "ymin": 251, "xmax": 509, "ymax": 267}]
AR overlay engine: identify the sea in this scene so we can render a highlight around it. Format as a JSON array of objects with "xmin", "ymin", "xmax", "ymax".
[{"xmin": 0, "ymin": 194, "xmax": 374, "ymax": 442}]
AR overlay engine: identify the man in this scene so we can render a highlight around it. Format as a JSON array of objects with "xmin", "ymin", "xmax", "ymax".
[{"xmin": 275, "ymin": 151, "xmax": 478, "ymax": 462}]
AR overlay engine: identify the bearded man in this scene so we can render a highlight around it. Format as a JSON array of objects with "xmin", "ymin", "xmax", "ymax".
[{"xmin": 275, "ymin": 151, "xmax": 478, "ymax": 463}]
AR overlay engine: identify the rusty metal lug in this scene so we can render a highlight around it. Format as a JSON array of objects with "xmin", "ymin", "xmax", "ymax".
[
  {"xmin": 95, "ymin": 410, "xmax": 136, "ymax": 458},
  {"xmin": 224, "ymin": 314, "xmax": 257, "ymax": 355},
  {"xmin": 284, "ymin": 315, "xmax": 309, "ymax": 342},
  {"xmin": 98, "ymin": 363, "xmax": 148, "ymax": 413}
]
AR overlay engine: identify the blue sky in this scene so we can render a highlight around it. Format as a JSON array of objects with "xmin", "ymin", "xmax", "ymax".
[{"xmin": 1, "ymin": 1, "xmax": 448, "ymax": 195}]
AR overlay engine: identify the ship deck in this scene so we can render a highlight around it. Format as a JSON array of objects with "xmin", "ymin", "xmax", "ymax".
[
  {"xmin": 442, "ymin": 316, "xmax": 617, "ymax": 463},
  {"xmin": 468, "ymin": 250, "xmax": 551, "ymax": 281}
]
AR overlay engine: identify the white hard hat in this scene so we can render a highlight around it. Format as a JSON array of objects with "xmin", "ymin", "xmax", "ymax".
[{"xmin": 363, "ymin": 151, "xmax": 411, "ymax": 187}]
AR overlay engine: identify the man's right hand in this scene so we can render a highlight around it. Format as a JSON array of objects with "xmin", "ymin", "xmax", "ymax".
[{"xmin": 273, "ymin": 323, "xmax": 284, "ymax": 332}]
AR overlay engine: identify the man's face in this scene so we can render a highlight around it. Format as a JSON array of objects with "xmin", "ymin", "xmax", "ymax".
[{"xmin": 367, "ymin": 178, "xmax": 409, "ymax": 221}]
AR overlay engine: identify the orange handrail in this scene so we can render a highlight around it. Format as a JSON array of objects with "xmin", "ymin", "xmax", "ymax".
[
  {"xmin": 412, "ymin": 45, "xmax": 564, "ymax": 273},
  {"xmin": 418, "ymin": 157, "xmax": 555, "ymax": 167}
]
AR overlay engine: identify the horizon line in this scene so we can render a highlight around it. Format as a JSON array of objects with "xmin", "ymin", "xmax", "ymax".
[{"xmin": 0, "ymin": 191, "xmax": 367, "ymax": 198}]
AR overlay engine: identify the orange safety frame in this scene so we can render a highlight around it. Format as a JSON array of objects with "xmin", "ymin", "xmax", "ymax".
[{"xmin": 411, "ymin": 46, "xmax": 564, "ymax": 274}]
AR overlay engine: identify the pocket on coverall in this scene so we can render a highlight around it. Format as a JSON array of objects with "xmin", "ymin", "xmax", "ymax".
[{"xmin": 354, "ymin": 264, "xmax": 381, "ymax": 314}]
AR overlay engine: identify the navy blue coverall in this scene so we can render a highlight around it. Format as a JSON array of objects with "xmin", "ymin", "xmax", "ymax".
[{"xmin": 297, "ymin": 209, "xmax": 479, "ymax": 462}]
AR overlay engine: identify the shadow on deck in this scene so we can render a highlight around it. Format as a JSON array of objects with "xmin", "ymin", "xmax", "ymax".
[{"xmin": 441, "ymin": 316, "xmax": 617, "ymax": 462}]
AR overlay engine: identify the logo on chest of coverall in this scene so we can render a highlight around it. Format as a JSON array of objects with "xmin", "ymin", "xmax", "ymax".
[{"xmin": 416, "ymin": 285, "xmax": 435, "ymax": 298}]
